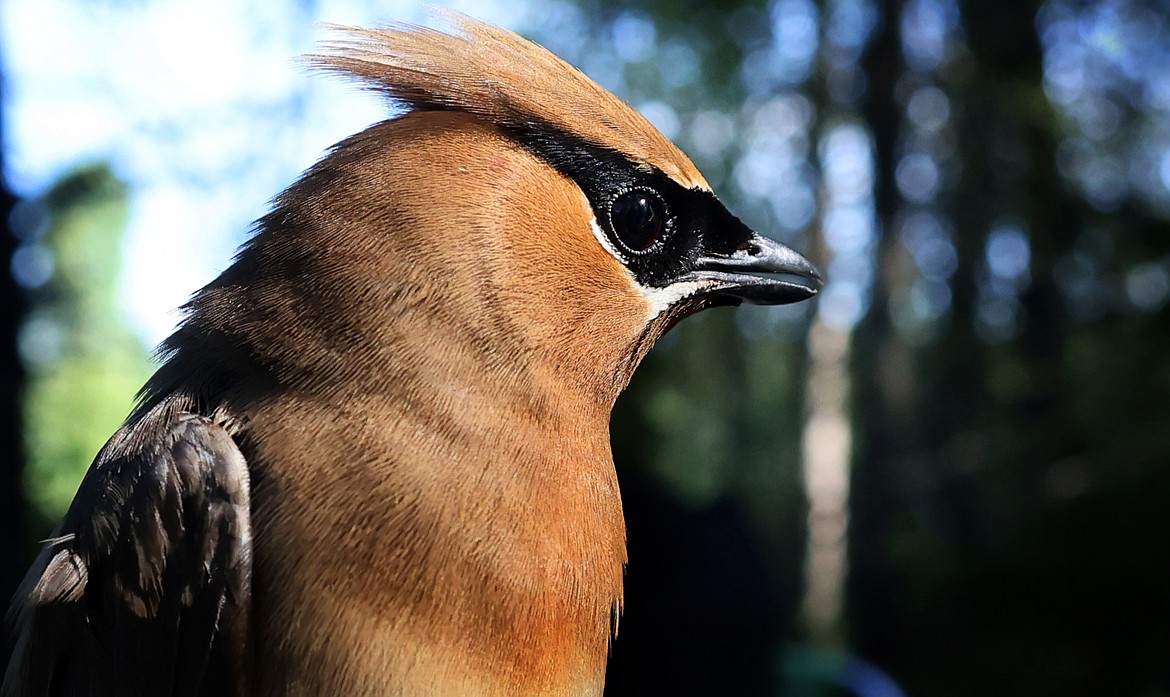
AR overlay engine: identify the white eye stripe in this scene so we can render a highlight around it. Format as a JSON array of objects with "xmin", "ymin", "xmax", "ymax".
[
  {"xmin": 587, "ymin": 208, "xmax": 630, "ymax": 265},
  {"xmin": 586, "ymin": 211, "xmax": 712, "ymax": 322}
]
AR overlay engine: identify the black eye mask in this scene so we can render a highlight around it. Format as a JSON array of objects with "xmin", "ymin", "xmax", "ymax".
[{"xmin": 504, "ymin": 122, "xmax": 759, "ymax": 290}]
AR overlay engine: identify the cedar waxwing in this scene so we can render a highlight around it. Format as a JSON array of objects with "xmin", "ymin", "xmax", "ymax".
[{"xmin": 3, "ymin": 13, "xmax": 820, "ymax": 697}]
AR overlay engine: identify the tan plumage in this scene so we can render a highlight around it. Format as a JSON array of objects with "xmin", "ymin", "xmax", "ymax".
[{"xmin": 3, "ymin": 12, "xmax": 819, "ymax": 697}]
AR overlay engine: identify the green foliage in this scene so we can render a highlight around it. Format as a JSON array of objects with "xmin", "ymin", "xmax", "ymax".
[{"xmin": 21, "ymin": 165, "xmax": 154, "ymax": 522}]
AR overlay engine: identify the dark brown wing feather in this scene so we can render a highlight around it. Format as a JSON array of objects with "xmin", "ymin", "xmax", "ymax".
[{"xmin": 2, "ymin": 400, "xmax": 252, "ymax": 697}]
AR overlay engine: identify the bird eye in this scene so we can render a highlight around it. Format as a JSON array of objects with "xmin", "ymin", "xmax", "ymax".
[{"xmin": 609, "ymin": 190, "xmax": 667, "ymax": 253}]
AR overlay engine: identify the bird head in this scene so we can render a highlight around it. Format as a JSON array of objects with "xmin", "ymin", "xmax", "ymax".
[{"xmin": 176, "ymin": 12, "xmax": 819, "ymax": 412}]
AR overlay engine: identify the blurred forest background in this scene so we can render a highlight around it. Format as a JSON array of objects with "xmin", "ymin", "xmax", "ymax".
[{"xmin": 3, "ymin": 0, "xmax": 1170, "ymax": 695}]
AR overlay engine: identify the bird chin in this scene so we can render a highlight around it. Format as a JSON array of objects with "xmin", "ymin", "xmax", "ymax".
[
  {"xmin": 646, "ymin": 272, "xmax": 818, "ymax": 340},
  {"xmin": 638, "ymin": 292, "xmax": 737, "ymax": 344}
]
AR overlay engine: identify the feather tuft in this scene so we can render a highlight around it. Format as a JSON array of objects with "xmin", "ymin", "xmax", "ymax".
[{"xmin": 306, "ymin": 10, "xmax": 707, "ymax": 190}]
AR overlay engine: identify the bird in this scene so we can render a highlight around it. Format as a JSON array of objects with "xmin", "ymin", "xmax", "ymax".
[{"xmin": 2, "ymin": 12, "xmax": 820, "ymax": 697}]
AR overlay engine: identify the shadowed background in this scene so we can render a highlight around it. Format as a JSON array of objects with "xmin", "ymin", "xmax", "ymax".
[{"xmin": 2, "ymin": 0, "xmax": 1169, "ymax": 695}]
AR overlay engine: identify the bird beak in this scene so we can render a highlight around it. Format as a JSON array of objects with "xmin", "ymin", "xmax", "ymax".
[{"xmin": 686, "ymin": 232, "xmax": 823, "ymax": 305}]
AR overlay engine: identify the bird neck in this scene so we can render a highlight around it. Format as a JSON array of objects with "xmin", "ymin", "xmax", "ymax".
[
  {"xmin": 148, "ymin": 278, "xmax": 629, "ymax": 695},
  {"xmin": 235, "ymin": 339, "xmax": 626, "ymax": 695}
]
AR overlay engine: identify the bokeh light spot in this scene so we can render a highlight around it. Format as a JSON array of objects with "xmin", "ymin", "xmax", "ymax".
[
  {"xmin": 611, "ymin": 12, "xmax": 656, "ymax": 64},
  {"xmin": 906, "ymin": 85, "xmax": 950, "ymax": 133},
  {"xmin": 1125, "ymin": 261, "xmax": 1170, "ymax": 312},
  {"xmin": 895, "ymin": 152, "xmax": 940, "ymax": 203},
  {"xmin": 10, "ymin": 244, "xmax": 54, "ymax": 289},
  {"xmin": 986, "ymin": 223, "xmax": 1031, "ymax": 283}
]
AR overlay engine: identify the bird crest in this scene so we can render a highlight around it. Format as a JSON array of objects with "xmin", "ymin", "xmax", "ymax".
[{"xmin": 309, "ymin": 10, "xmax": 708, "ymax": 191}]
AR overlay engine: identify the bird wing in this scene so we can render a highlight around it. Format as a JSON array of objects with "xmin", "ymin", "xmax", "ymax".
[{"xmin": 3, "ymin": 402, "xmax": 252, "ymax": 697}]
